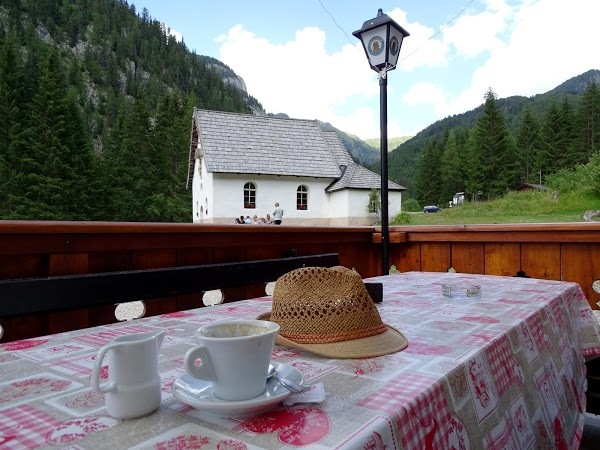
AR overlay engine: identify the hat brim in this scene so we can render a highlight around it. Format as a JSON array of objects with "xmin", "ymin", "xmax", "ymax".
[{"xmin": 257, "ymin": 312, "xmax": 408, "ymax": 359}]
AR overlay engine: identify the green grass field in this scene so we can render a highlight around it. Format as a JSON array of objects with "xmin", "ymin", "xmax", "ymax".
[{"xmin": 397, "ymin": 190, "xmax": 600, "ymax": 225}]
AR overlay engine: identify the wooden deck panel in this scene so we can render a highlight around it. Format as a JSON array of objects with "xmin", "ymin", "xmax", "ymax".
[
  {"xmin": 562, "ymin": 243, "xmax": 600, "ymax": 307},
  {"xmin": 338, "ymin": 242, "xmax": 377, "ymax": 278},
  {"xmin": 2, "ymin": 221, "xmax": 600, "ymax": 341},
  {"xmin": 393, "ymin": 243, "xmax": 421, "ymax": 273},
  {"xmin": 420, "ymin": 242, "xmax": 452, "ymax": 272},
  {"xmin": 451, "ymin": 242, "xmax": 485, "ymax": 274},
  {"xmin": 521, "ymin": 243, "xmax": 561, "ymax": 280},
  {"xmin": 484, "ymin": 242, "xmax": 521, "ymax": 276}
]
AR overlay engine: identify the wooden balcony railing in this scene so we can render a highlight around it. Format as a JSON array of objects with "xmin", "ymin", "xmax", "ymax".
[{"xmin": 1, "ymin": 220, "xmax": 599, "ymax": 342}]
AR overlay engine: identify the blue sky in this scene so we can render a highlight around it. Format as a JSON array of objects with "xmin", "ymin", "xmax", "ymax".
[{"xmin": 130, "ymin": 0, "xmax": 600, "ymax": 140}]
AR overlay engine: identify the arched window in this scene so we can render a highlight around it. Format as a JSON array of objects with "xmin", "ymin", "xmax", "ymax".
[
  {"xmin": 244, "ymin": 182, "xmax": 256, "ymax": 209},
  {"xmin": 297, "ymin": 185, "xmax": 308, "ymax": 210}
]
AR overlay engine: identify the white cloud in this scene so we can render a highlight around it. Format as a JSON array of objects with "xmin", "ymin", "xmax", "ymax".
[
  {"xmin": 170, "ymin": 29, "xmax": 183, "ymax": 42},
  {"xmin": 215, "ymin": 6, "xmax": 460, "ymax": 140},
  {"xmin": 442, "ymin": 11, "xmax": 507, "ymax": 58},
  {"xmin": 160, "ymin": 23, "xmax": 183, "ymax": 42},
  {"xmin": 218, "ymin": 24, "xmax": 381, "ymax": 139},
  {"xmin": 403, "ymin": 82, "xmax": 448, "ymax": 115},
  {"xmin": 448, "ymin": 0, "xmax": 600, "ymax": 117},
  {"xmin": 212, "ymin": 0, "xmax": 600, "ymax": 141},
  {"xmin": 328, "ymin": 107, "xmax": 379, "ymax": 139},
  {"xmin": 387, "ymin": 9, "xmax": 448, "ymax": 71}
]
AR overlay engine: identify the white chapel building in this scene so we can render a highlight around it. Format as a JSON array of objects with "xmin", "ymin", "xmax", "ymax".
[{"xmin": 186, "ymin": 109, "xmax": 405, "ymax": 225}]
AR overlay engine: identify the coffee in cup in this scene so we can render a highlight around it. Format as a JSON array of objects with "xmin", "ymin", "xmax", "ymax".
[{"xmin": 184, "ymin": 319, "xmax": 279, "ymax": 401}]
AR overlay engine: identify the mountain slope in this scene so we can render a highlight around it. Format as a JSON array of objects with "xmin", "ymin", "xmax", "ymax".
[
  {"xmin": 388, "ymin": 69, "xmax": 600, "ymax": 195},
  {"xmin": 365, "ymin": 136, "xmax": 411, "ymax": 152},
  {"xmin": 318, "ymin": 121, "xmax": 379, "ymax": 168},
  {"xmin": 548, "ymin": 69, "xmax": 600, "ymax": 95},
  {"xmin": 0, "ymin": 0, "xmax": 257, "ymax": 222}
]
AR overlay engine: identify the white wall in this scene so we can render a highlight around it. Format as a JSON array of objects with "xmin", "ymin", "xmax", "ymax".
[
  {"xmin": 207, "ymin": 174, "xmax": 334, "ymax": 222},
  {"xmin": 192, "ymin": 158, "xmax": 201, "ymax": 222},
  {"xmin": 191, "ymin": 156, "xmax": 214, "ymax": 223},
  {"xmin": 191, "ymin": 168, "xmax": 403, "ymax": 224},
  {"xmin": 390, "ymin": 191, "xmax": 403, "ymax": 216},
  {"xmin": 328, "ymin": 190, "xmax": 349, "ymax": 218},
  {"xmin": 330, "ymin": 190, "xmax": 402, "ymax": 219}
]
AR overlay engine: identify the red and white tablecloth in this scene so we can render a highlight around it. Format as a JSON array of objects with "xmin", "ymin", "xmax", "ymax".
[{"xmin": 1, "ymin": 271, "xmax": 599, "ymax": 449}]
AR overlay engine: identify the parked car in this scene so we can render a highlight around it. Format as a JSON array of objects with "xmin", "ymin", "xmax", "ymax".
[{"xmin": 423, "ymin": 205, "xmax": 442, "ymax": 213}]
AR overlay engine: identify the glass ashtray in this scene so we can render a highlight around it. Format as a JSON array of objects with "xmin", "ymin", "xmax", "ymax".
[{"xmin": 442, "ymin": 282, "xmax": 481, "ymax": 299}]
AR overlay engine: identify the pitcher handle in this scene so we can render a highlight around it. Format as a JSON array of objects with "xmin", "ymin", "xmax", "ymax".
[{"xmin": 91, "ymin": 343, "xmax": 117, "ymax": 394}]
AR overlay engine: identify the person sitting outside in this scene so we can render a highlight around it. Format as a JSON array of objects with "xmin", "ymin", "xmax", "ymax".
[
  {"xmin": 265, "ymin": 214, "xmax": 272, "ymax": 225},
  {"xmin": 244, "ymin": 216, "xmax": 252, "ymax": 224}
]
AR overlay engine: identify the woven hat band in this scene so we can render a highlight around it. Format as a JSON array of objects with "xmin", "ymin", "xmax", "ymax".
[{"xmin": 280, "ymin": 323, "xmax": 388, "ymax": 344}]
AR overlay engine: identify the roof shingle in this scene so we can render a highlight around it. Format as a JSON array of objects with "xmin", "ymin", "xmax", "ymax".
[
  {"xmin": 187, "ymin": 109, "xmax": 405, "ymax": 192},
  {"xmin": 195, "ymin": 109, "xmax": 340, "ymax": 178},
  {"xmin": 322, "ymin": 131, "xmax": 405, "ymax": 192}
]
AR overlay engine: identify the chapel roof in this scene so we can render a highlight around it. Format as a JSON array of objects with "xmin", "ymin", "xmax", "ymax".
[
  {"xmin": 322, "ymin": 131, "xmax": 405, "ymax": 192},
  {"xmin": 191, "ymin": 109, "xmax": 339, "ymax": 179},
  {"xmin": 186, "ymin": 109, "xmax": 406, "ymax": 192}
]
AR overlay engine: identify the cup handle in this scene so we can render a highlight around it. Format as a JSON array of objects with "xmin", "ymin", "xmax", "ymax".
[
  {"xmin": 184, "ymin": 346, "xmax": 215, "ymax": 381},
  {"xmin": 91, "ymin": 343, "xmax": 117, "ymax": 394}
]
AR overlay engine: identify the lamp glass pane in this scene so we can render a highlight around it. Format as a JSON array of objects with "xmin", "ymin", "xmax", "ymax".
[
  {"xmin": 388, "ymin": 27, "xmax": 405, "ymax": 67},
  {"xmin": 360, "ymin": 25, "xmax": 388, "ymax": 69}
]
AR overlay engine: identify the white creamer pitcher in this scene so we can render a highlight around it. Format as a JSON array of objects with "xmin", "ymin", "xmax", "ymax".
[{"xmin": 91, "ymin": 329, "xmax": 165, "ymax": 419}]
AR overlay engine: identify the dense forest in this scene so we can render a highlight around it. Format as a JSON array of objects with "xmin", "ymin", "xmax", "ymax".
[
  {"xmin": 0, "ymin": 0, "xmax": 258, "ymax": 221},
  {"xmin": 390, "ymin": 70, "xmax": 600, "ymax": 205},
  {"xmin": 1, "ymin": 0, "xmax": 599, "ymax": 222}
]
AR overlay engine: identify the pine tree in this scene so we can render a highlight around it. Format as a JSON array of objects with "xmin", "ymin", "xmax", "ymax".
[
  {"xmin": 18, "ymin": 47, "xmax": 94, "ymax": 220},
  {"xmin": 541, "ymin": 100, "xmax": 567, "ymax": 176},
  {"xmin": 61, "ymin": 87, "xmax": 95, "ymax": 220},
  {"xmin": 96, "ymin": 106, "xmax": 128, "ymax": 221},
  {"xmin": 559, "ymin": 97, "xmax": 579, "ymax": 168},
  {"xmin": 99, "ymin": 96, "xmax": 163, "ymax": 222},
  {"xmin": 469, "ymin": 88, "xmax": 518, "ymax": 198},
  {"xmin": 17, "ymin": 47, "xmax": 70, "ymax": 219},
  {"xmin": 0, "ymin": 32, "xmax": 27, "ymax": 217},
  {"xmin": 440, "ymin": 130, "xmax": 464, "ymax": 203},
  {"xmin": 516, "ymin": 107, "xmax": 543, "ymax": 183},
  {"xmin": 463, "ymin": 132, "xmax": 484, "ymax": 200},
  {"xmin": 415, "ymin": 139, "xmax": 443, "ymax": 206},
  {"xmin": 146, "ymin": 91, "xmax": 193, "ymax": 222},
  {"xmin": 579, "ymin": 80, "xmax": 600, "ymax": 160}
]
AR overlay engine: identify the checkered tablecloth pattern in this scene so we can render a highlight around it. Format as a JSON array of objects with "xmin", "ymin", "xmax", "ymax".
[
  {"xmin": 357, "ymin": 372, "xmax": 440, "ymax": 415},
  {"xmin": 0, "ymin": 271, "xmax": 599, "ymax": 449},
  {"xmin": 0, "ymin": 405, "xmax": 62, "ymax": 449}
]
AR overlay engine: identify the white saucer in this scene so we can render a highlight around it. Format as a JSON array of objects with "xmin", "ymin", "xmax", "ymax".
[{"xmin": 172, "ymin": 361, "xmax": 304, "ymax": 417}]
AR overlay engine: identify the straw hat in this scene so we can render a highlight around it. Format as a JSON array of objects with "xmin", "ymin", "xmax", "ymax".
[{"xmin": 257, "ymin": 266, "xmax": 408, "ymax": 358}]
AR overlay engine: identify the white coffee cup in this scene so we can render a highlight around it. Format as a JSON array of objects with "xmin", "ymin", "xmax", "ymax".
[{"xmin": 184, "ymin": 319, "xmax": 279, "ymax": 401}]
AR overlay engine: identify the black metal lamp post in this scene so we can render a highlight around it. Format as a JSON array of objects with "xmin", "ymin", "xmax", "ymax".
[{"xmin": 353, "ymin": 9, "xmax": 409, "ymax": 275}]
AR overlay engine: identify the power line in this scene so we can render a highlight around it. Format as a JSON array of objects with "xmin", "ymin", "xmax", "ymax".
[
  {"xmin": 317, "ymin": 0, "xmax": 478, "ymax": 63},
  {"xmin": 317, "ymin": 0, "xmax": 356, "ymax": 47},
  {"xmin": 399, "ymin": 0, "xmax": 477, "ymax": 62}
]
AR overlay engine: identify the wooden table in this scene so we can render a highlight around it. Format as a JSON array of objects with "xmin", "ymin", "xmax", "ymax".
[{"xmin": 1, "ymin": 272, "xmax": 599, "ymax": 449}]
